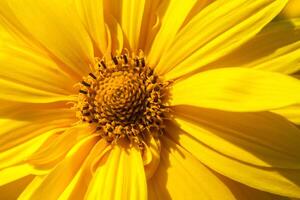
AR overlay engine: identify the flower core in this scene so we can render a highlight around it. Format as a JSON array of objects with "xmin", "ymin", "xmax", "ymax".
[{"xmin": 76, "ymin": 51, "xmax": 170, "ymax": 147}]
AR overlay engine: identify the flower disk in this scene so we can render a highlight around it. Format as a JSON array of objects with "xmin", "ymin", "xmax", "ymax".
[{"xmin": 76, "ymin": 52, "xmax": 170, "ymax": 147}]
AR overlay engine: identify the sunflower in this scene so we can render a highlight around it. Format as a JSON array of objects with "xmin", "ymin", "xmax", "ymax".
[{"xmin": 1, "ymin": 0, "xmax": 300, "ymax": 199}]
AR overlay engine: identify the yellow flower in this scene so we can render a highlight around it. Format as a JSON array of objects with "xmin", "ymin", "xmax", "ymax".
[{"xmin": 1, "ymin": 0, "xmax": 300, "ymax": 199}]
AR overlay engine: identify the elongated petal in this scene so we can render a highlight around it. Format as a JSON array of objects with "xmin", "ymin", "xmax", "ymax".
[
  {"xmin": 21, "ymin": 135, "xmax": 98, "ymax": 200},
  {"xmin": 172, "ymin": 106, "xmax": 300, "ymax": 168},
  {"xmin": 0, "ymin": 164, "xmax": 42, "ymax": 186},
  {"xmin": 147, "ymin": 0, "xmax": 197, "ymax": 67},
  {"xmin": 272, "ymin": 104, "xmax": 300, "ymax": 124},
  {"xmin": 0, "ymin": 0, "xmax": 94, "ymax": 78},
  {"xmin": 0, "ymin": 129, "xmax": 60, "ymax": 170},
  {"xmin": 28, "ymin": 124, "xmax": 95, "ymax": 170},
  {"xmin": 0, "ymin": 176, "xmax": 33, "ymax": 200},
  {"xmin": 119, "ymin": 0, "xmax": 146, "ymax": 51},
  {"xmin": 143, "ymin": 136, "xmax": 161, "ymax": 179},
  {"xmin": 0, "ymin": 36, "xmax": 76, "ymax": 103},
  {"xmin": 85, "ymin": 141, "xmax": 147, "ymax": 200},
  {"xmin": 209, "ymin": 19, "xmax": 300, "ymax": 74},
  {"xmin": 0, "ymin": 105, "xmax": 76, "ymax": 152},
  {"xmin": 148, "ymin": 136, "xmax": 236, "ymax": 200},
  {"xmin": 169, "ymin": 105, "xmax": 300, "ymax": 198},
  {"xmin": 158, "ymin": 0, "xmax": 287, "ymax": 79},
  {"xmin": 18, "ymin": 176, "xmax": 45, "ymax": 200},
  {"xmin": 221, "ymin": 175, "xmax": 289, "ymax": 200},
  {"xmin": 75, "ymin": 0, "xmax": 107, "ymax": 55},
  {"xmin": 58, "ymin": 139, "xmax": 110, "ymax": 200},
  {"xmin": 170, "ymin": 67, "xmax": 300, "ymax": 112}
]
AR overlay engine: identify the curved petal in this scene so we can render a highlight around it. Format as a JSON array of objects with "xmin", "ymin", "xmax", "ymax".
[
  {"xmin": 20, "ymin": 135, "xmax": 98, "ymax": 200},
  {"xmin": 0, "ymin": 0, "xmax": 94, "ymax": 78},
  {"xmin": 143, "ymin": 136, "xmax": 161, "ymax": 180},
  {"xmin": 119, "ymin": 0, "xmax": 146, "ymax": 51},
  {"xmin": 27, "ymin": 124, "xmax": 95, "ymax": 170},
  {"xmin": 0, "ymin": 129, "xmax": 61, "ymax": 170},
  {"xmin": 272, "ymin": 104, "xmax": 300, "ymax": 124},
  {"xmin": 57, "ymin": 139, "xmax": 110, "ymax": 200},
  {"xmin": 171, "ymin": 106, "xmax": 300, "ymax": 168},
  {"xmin": 0, "ymin": 34, "xmax": 77, "ymax": 103},
  {"xmin": 148, "ymin": 136, "xmax": 236, "ymax": 200},
  {"xmin": 0, "ymin": 164, "xmax": 42, "ymax": 186},
  {"xmin": 75, "ymin": 0, "xmax": 107, "ymax": 55},
  {"xmin": 0, "ymin": 104, "xmax": 76, "ymax": 152},
  {"xmin": 85, "ymin": 141, "xmax": 147, "ymax": 200},
  {"xmin": 0, "ymin": 175, "xmax": 33, "ymax": 200},
  {"xmin": 208, "ymin": 19, "xmax": 300, "ymax": 74},
  {"xmin": 168, "ymin": 105, "xmax": 300, "ymax": 198},
  {"xmin": 146, "ymin": 0, "xmax": 197, "ymax": 67},
  {"xmin": 220, "ymin": 175, "xmax": 290, "ymax": 200},
  {"xmin": 158, "ymin": 0, "xmax": 287, "ymax": 80},
  {"xmin": 281, "ymin": 0, "xmax": 300, "ymax": 18},
  {"xmin": 170, "ymin": 67, "xmax": 300, "ymax": 112}
]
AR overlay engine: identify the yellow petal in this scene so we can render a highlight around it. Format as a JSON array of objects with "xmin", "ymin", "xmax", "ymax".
[
  {"xmin": 280, "ymin": 0, "xmax": 300, "ymax": 18},
  {"xmin": 147, "ymin": 0, "xmax": 197, "ymax": 67},
  {"xmin": 58, "ymin": 139, "xmax": 110, "ymax": 200},
  {"xmin": 85, "ymin": 141, "xmax": 147, "ymax": 200},
  {"xmin": 18, "ymin": 176, "xmax": 45, "ymax": 200},
  {"xmin": 0, "ymin": 175, "xmax": 33, "ymax": 200},
  {"xmin": 272, "ymin": 104, "xmax": 300, "ymax": 124},
  {"xmin": 28, "ymin": 124, "xmax": 95, "ymax": 170},
  {"xmin": 209, "ymin": 19, "xmax": 300, "ymax": 74},
  {"xmin": 0, "ymin": 79, "xmax": 75, "ymax": 103},
  {"xmin": 158, "ymin": 0, "xmax": 287, "ymax": 79},
  {"xmin": 170, "ymin": 67, "xmax": 300, "ymax": 112},
  {"xmin": 21, "ymin": 135, "xmax": 98, "ymax": 200},
  {"xmin": 0, "ymin": 129, "xmax": 59, "ymax": 170},
  {"xmin": 221, "ymin": 175, "xmax": 289, "ymax": 200},
  {"xmin": 143, "ymin": 136, "xmax": 161, "ymax": 180},
  {"xmin": 169, "ymin": 105, "xmax": 300, "ymax": 198},
  {"xmin": 75, "ymin": 0, "xmax": 107, "ymax": 55},
  {"xmin": 172, "ymin": 106, "xmax": 300, "ymax": 168},
  {"xmin": 119, "ymin": 0, "xmax": 146, "ymax": 51},
  {"xmin": 0, "ymin": 105, "xmax": 76, "ymax": 152},
  {"xmin": 148, "ymin": 136, "xmax": 236, "ymax": 200},
  {"xmin": 0, "ymin": 32, "xmax": 76, "ymax": 90},
  {"xmin": 105, "ymin": 15, "xmax": 124, "ymax": 55},
  {"xmin": 0, "ymin": 0, "xmax": 94, "ymax": 78},
  {"xmin": 0, "ymin": 164, "xmax": 45, "ymax": 186},
  {"xmin": 138, "ymin": 0, "xmax": 161, "ymax": 50}
]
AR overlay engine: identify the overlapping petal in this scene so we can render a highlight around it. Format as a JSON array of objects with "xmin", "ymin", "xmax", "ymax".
[
  {"xmin": 19, "ymin": 135, "xmax": 98, "ymax": 200},
  {"xmin": 85, "ymin": 141, "xmax": 147, "ymax": 200},
  {"xmin": 170, "ymin": 67, "xmax": 300, "ymax": 112},
  {"xmin": 208, "ymin": 19, "xmax": 300, "ymax": 74},
  {"xmin": 156, "ymin": 0, "xmax": 287, "ymax": 79},
  {"xmin": 148, "ymin": 136, "xmax": 236, "ymax": 200},
  {"xmin": 169, "ymin": 105, "xmax": 300, "ymax": 198},
  {"xmin": 147, "ymin": 0, "xmax": 197, "ymax": 67},
  {"xmin": 0, "ymin": 0, "xmax": 94, "ymax": 79},
  {"xmin": 272, "ymin": 104, "xmax": 300, "ymax": 124}
]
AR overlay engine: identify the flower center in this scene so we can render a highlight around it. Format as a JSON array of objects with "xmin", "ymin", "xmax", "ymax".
[{"xmin": 75, "ymin": 51, "xmax": 170, "ymax": 148}]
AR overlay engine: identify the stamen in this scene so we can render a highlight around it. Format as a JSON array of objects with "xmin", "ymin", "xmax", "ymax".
[
  {"xmin": 112, "ymin": 55, "xmax": 118, "ymax": 65},
  {"xmin": 79, "ymin": 90, "xmax": 88, "ymax": 94},
  {"xmin": 100, "ymin": 60, "xmax": 107, "ymax": 69},
  {"xmin": 81, "ymin": 81, "xmax": 91, "ymax": 87},
  {"xmin": 123, "ymin": 55, "xmax": 128, "ymax": 64},
  {"xmin": 89, "ymin": 73, "xmax": 97, "ymax": 80}
]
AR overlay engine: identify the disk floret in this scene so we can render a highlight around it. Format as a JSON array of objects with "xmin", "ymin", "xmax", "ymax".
[{"xmin": 76, "ymin": 52, "xmax": 170, "ymax": 147}]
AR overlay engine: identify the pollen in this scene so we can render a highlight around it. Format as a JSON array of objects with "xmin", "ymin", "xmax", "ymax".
[{"xmin": 75, "ymin": 51, "xmax": 171, "ymax": 148}]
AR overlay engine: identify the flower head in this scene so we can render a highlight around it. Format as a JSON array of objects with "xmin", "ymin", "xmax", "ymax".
[{"xmin": 1, "ymin": 0, "xmax": 300, "ymax": 199}]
